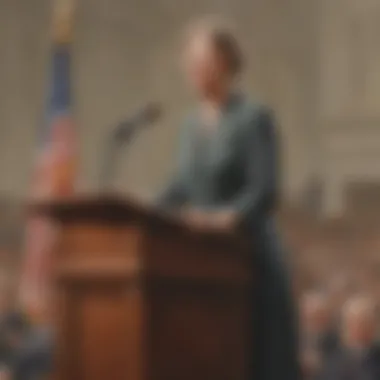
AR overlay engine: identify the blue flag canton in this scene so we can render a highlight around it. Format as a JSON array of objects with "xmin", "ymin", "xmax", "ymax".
[{"xmin": 41, "ymin": 44, "xmax": 72, "ymax": 144}]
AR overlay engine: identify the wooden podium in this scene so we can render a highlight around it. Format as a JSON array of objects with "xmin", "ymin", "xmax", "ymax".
[{"xmin": 34, "ymin": 195, "xmax": 253, "ymax": 380}]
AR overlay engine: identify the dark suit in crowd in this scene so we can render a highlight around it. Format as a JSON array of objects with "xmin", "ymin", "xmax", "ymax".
[{"xmin": 319, "ymin": 343, "xmax": 380, "ymax": 380}]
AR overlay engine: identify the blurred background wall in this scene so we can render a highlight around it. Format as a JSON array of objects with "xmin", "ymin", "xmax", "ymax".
[
  {"xmin": 1, "ymin": 4, "xmax": 380, "ymax": 376},
  {"xmin": 0, "ymin": 0, "xmax": 379, "ymax": 216}
]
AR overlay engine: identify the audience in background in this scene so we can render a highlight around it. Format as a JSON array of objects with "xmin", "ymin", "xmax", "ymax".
[
  {"xmin": 0, "ymin": 208, "xmax": 380, "ymax": 379},
  {"xmin": 1, "ymin": 313, "xmax": 29, "ymax": 379},
  {"xmin": 0, "ymin": 268, "xmax": 52, "ymax": 380},
  {"xmin": 0, "ymin": 272, "xmax": 16, "ymax": 380},
  {"xmin": 326, "ymin": 274, "xmax": 354, "ymax": 318},
  {"xmin": 11, "ymin": 323, "xmax": 53, "ymax": 380},
  {"xmin": 300, "ymin": 291, "xmax": 339, "ymax": 379},
  {"xmin": 0, "ymin": 271, "xmax": 14, "ymax": 375},
  {"xmin": 319, "ymin": 295, "xmax": 380, "ymax": 380}
]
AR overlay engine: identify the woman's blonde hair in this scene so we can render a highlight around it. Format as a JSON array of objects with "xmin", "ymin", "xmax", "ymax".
[{"xmin": 184, "ymin": 16, "xmax": 244, "ymax": 76}]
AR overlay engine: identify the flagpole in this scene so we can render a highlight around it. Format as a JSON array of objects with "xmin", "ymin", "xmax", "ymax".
[{"xmin": 52, "ymin": 0, "xmax": 75, "ymax": 45}]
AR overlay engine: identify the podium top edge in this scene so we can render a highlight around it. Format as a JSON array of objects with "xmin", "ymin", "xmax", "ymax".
[
  {"xmin": 28, "ymin": 192, "xmax": 157, "ymax": 221},
  {"xmin": 27, "ymin": 193, "xmax": 247, "ymax": 245}
]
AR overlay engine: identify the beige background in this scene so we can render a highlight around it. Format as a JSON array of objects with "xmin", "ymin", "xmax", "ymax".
[{"xmin": 0, "ymin": 0, "xmax": 379, "ymax": 215}]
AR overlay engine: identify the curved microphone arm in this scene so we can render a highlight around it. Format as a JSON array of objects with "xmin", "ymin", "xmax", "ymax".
[
  {"xmin": 98, "ymin": 124, "xmax": 138, "ymax": 191},
  {"xmin": 98, "ymin": 103, "xmax": 162, "ymax": 191}
]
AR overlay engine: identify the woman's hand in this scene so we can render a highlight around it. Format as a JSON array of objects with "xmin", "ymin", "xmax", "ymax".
[
  {"xmin": 180, "ymin": 209, "xmax": 209, "ymax": 232},
  {"xmin": 209, "ymin": 210, "xmax": 238, "ymax": 232},
  {"xmin": 180, "ymin": 208, "xmax": 238, "ymax": 233}
]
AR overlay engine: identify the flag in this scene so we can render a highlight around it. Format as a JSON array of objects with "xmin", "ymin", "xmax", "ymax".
[{"xmin": 19, "ymin": 18, "xmax": 76, "ymax": 322}]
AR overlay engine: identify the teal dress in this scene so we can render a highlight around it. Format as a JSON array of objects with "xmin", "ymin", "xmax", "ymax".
[{"xmin": 157, "ymin": 93, "xmax": 299, "ymax": 380}]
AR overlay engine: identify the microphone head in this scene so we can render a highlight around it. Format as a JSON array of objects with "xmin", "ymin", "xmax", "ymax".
[
  {"xmin": 143, "ymin": 102, "xmax": 162, "ymax": 125},
  {"xmin": 112, "ymin": 102, "xmax": 162, "ymax": 142}
]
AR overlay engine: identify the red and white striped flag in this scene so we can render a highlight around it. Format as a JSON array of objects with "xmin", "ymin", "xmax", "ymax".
[{"xmin": 19, "ymin": 0, "xmax": 77, "ymax": 323}]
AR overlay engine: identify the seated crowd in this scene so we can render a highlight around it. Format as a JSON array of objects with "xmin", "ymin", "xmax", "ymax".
[
  {"xmin": 301, "ymin": 290, "xmax": 380, "ymax": 380},
  {"xmin": 0, "ymin": 206, "xmax": 379, "ymax": 380}
]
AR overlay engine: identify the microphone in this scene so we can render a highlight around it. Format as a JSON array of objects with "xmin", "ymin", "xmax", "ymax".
[
  {"xmin": 112, "ymin": 102, "xmax": 162, "ymax": 142},
  {"xmin": 99, "ymin": 102, "xmax": 162, "ymax": 189}
]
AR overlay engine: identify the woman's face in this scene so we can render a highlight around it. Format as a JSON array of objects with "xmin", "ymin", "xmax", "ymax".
[{"xmin": 183, "ymin": 33, "xmax": 229, "ymax": 96}]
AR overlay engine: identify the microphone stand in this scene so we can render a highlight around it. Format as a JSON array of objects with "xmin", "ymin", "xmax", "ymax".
[{"xmin": 99, "ymin": 123, "xmax": 137, "ymax": 192}]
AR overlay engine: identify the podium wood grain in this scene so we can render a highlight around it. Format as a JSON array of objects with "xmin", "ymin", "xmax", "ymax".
[{"xmin": 32, "ymin": 195, "xmax": 253, "ymax": 380}]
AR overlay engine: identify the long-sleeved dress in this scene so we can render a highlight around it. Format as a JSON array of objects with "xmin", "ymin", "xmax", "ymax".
[{"xmin": 157, "ymin": 93, "xmax": 299, "ymax": 380}]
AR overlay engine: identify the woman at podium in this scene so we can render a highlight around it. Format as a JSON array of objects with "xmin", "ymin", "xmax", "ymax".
[{"xmin": 157, "ymin": 17, "xmax": 300, "ymax": 380}]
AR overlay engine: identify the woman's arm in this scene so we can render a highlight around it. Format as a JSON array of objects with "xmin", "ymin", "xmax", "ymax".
[
  {"xmin": 229, "ymin": 107, "xmax": 278, "ymax": 226},
  {"xmin": 207, "ymin": 107, "xmax": 278, "ymax": 231},
  {"xmin": 155, "ymin": 120, "xmax": 192, "ymax": 209}
]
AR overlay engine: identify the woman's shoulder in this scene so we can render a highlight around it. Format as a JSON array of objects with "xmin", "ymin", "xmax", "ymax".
[
  {"xmin": 234, "ymin": 96, "xmax": 274, "ymax": 135},
  {"xmin": 237, "ymin": 96, "xmax": 273, "ymax": 122}
]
